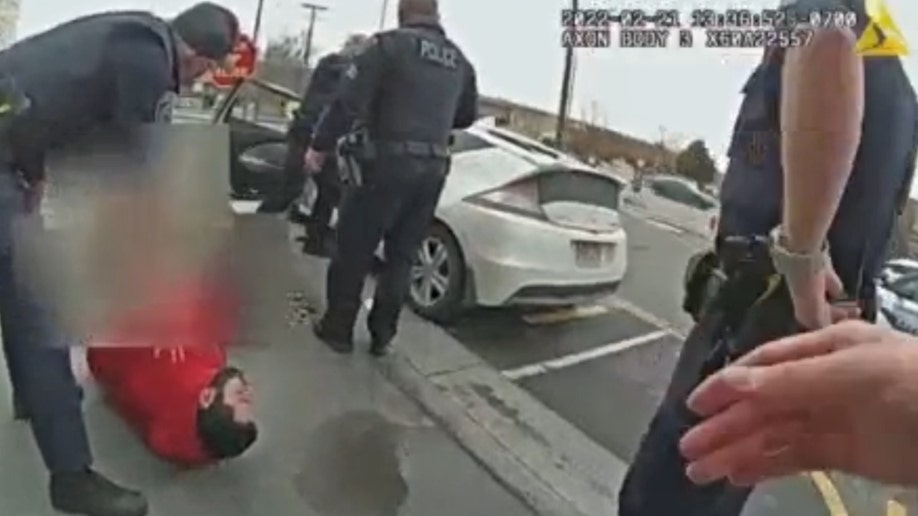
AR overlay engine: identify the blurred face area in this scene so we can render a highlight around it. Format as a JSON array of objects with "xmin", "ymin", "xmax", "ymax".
[
  {"xmin": 178, "ymin": 44, "xmax": 222, "ymax": 86},
  {"xmin": 198, "ymin": 368, "xmax": 254, "ymax": 424}
]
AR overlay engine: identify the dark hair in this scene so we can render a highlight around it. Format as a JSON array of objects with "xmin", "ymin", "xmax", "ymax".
[
  {"xmin": 171, "ymin": 2, "xmax": 240, "ymax": 60},
  {"xmin": 196, "ymin": 367, "xmax": 257, "ymax": 460}
]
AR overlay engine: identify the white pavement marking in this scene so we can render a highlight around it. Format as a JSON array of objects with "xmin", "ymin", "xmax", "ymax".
[
  {"xmin": 644, "ymin": 218, "xmax": 684, "ymax": 234},
  {"xmin": 230, "ymin": 200, "xmax": 260, "ymax": 214},
  {"xmin": 501, "ymin": 329, "xmax": 671, "ymax": 381}
]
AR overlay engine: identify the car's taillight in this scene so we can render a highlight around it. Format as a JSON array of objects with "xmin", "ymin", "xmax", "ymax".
[{"xmin": 465, "ymin": 179, "xmax": 546, "ymax": 219}]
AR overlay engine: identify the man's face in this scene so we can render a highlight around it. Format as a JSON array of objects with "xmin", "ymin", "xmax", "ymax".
[
  {"xmin": 221, "ymin": 374, "xmax": 254, "ymax": 423},
  {"xmin": 199, "ymin": 370, "xmax": 254, "ymax": 423}
]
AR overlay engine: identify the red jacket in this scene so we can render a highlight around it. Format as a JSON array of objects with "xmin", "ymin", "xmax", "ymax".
[{"xmin": 87, "ymin": 275, "xmax": 238, "ymax": 467}]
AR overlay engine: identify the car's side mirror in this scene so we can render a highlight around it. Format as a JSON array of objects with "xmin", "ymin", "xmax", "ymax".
[{"xmin": 238, "ymin": 142, "xmax": 288, "ymax": 175}]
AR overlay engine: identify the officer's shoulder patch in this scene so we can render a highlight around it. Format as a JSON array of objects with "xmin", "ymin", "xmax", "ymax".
[{"xmin": 155, "ymin": 91, "xmax": 177, "ymax": 122}]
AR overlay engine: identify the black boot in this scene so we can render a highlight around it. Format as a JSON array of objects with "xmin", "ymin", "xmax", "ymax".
[
  {"xmin": 12, "ymin": 395, "xmax": 28, "ymax": 420},
  {"xmin": 301, "ymin": 225, "xmax": 335, "ymax": 257},
  {"xmin": 312, "ymin": 318, "xmax": 353, "ymax": 354},
  {"xmin": 369, "ymin": 337, "xmax": 394, "ymax": 357},
  {"xmin": 50, "ymin": 469, "xmax": 148, "ymax": 516}
]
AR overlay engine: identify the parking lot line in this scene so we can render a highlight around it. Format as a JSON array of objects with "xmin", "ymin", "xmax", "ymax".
[
  {"xmin": 230, "ymin": 200, "xmax": 260, "ymax": 214},
  {"xmin": 888, "ymin": 500, "xmax": 906, "ymax": 516},
  {"xmin": 809, "ymin": 472, "xmax": 849, "ymax": 516},
  {"xmin": 501, "ymin": 330, "xmax": 670, "ymax": 381}
]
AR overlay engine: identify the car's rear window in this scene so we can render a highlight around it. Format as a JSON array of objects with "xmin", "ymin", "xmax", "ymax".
[{"xmin": 537, "ymin": 169, "xmax": 622, "ymax": 211}]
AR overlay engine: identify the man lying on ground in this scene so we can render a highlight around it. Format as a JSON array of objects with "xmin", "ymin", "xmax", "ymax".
[{"xmin": 86, "ymin": 275, "xmax": 257, "ymax": 467}]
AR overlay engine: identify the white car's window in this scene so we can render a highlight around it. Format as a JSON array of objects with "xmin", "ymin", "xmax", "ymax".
[
  {"xmin": 451, "ymin": 131, "xmax": 494, "ymax": 153},
  {"xmin": 890, "ymin": 276, "xmax": 918, "ymax": 301},
  {"xmin": 652, "ymin": 179, "xmax": 716, "ymax": 210}
]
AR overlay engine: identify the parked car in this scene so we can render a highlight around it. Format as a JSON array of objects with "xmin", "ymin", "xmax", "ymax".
[
  {"xmin": 623, "ymin": 175, "xmax": 718, "ymax": 236},
  {"xmin": 214, "ymin": 77, "xmax": 629, "ymax": 323},
  {"xmin": 879, "ymin": 257, "xmax": 918, "ymax": 285},
  {"xmin": 877, "ymin": 269, "xmax": 918, "ymax": 334}
]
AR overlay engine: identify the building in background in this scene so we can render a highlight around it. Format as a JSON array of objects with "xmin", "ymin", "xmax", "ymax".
[{"xmin": 0, "ymin": 0, "xmax": 18, "ymax": 49}]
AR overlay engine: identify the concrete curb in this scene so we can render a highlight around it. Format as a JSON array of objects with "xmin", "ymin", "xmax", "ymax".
[
  {"xmin": 285, "ymin": 224, "xmax": 627, "ymax": 516},
  {"xmin": 377, "ymin": 353, "xmax": 576, "ymax": 516},
  {"xmin": 377, "ymin": 315, "xmax": 628, "ymax": 516}
]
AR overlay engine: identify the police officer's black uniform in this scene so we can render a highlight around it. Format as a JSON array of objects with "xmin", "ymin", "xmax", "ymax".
[
  {"xmin": 0, "ymin": 5, "xmax": 236, "ymax": 515},
  {"xmin": 619, "ymin": 1, "xmax": 918, "ymax": 515},
  {"xmin": 260, "ymin": 51, "xmax": 350, "ymax": 255},
  {"xmin": 308, "ymin": 20, "xmax": 478, "ymax": 355}
]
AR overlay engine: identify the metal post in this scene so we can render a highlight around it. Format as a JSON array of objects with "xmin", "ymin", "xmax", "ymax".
[
  {"xmin": 555, "ymin": 0, "xmax": 578, "ymax": 147},
  {"xmin": 301, "ymin": 2, "xmax": 328, "ymax": 66},
  {"xmin": 379, "ymin": 0, "xmax": 390, "ymax": 30},
  {"xmin": 252, "ymin": 0, "xmax": 265, "ymax": 42}
]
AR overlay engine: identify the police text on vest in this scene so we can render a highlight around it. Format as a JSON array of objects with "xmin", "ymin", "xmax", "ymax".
[
  {"xmin": 419, "ymin": 40, "xmax": 458, "ymax": 68},
  {"xmin": 619, "ymin": 29, "xmax": 670, "ymax": 48}
]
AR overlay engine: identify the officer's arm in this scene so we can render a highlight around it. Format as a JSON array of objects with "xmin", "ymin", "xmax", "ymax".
[
  {"xmin": 107, "ymin": 36, "xmax": 176, "ymax": 123},
  {"xmin": 780, "ymin": 25, "xmax": 863, "ymax": 253},
  {"xmin": 453, "ymin": 65, "xmax": 479, "ymax": 129},
  {"xmin": 289, "ymin": 55, "xmax": 334, "ymax": 138},
  {"xmin": 310, "ymin": 40, "xmax": 385, "ymax": 153}
]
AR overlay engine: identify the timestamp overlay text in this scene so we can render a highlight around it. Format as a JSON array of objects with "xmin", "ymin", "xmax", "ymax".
[{"xmin": 559, "ymin": 7, "xmax": 856, "ymax": 48}]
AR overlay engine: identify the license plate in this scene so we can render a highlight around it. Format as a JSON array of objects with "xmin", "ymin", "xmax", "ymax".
[{"xmin": 573, "ymin": 241, "xmax": 613, "ymax": 268}]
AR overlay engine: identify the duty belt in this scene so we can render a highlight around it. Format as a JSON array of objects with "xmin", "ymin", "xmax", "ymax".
[{"xmin": 371, "ymin": 141, "xmax": 449, "ymax": 158}]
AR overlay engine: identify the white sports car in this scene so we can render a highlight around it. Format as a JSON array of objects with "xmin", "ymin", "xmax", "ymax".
[{"xmin": 216, "ymin": 78, "xmax": 629, "ymax": 323}]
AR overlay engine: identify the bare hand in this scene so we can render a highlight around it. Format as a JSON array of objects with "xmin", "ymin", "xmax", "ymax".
[
  {"xmin": 786, "ymin": 262, "xmax": 858, "ymax": 329},
  {"xmin": 303, "ymin": 148, "xmax": 326, "ymax": 173},
  {"xmin": 680, "ymin": 321, "xmax": 918, "ymax": 487}
]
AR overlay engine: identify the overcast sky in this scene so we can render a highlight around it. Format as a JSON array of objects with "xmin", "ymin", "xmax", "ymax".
[{"xmin": 15, "ymin": 0, "xmax": 918, "ymax": 176}]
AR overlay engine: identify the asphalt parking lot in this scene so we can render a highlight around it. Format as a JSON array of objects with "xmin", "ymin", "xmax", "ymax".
[{"xmin": 442, "ymin": 211, "xmax": 912, "ymax": 516}]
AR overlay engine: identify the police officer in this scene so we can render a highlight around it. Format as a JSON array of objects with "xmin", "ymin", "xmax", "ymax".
[
  {"xmin": 260, "ymin": 34, "xmax": 368, "ymax": 257},
  {"xmin": 303, "ymin": 0, "xmax": 477, "ymax": 356},
  {"xmin": 619, "ymin": 1, "xmax": 918, "ymax": 515},
  {"xmin": 0, "ymin": 4, "xmax": 239, "ymax": 515}
]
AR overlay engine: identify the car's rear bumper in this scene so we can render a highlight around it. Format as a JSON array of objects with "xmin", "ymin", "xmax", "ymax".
[{"xmin": 449, "ymin": 204, "xmax": 628, "ymax": 307}]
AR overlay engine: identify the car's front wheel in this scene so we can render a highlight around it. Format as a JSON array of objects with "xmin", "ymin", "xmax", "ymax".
[{"xmin": 407, "ymin": 223, "xmax": 465, "ymax": 324}]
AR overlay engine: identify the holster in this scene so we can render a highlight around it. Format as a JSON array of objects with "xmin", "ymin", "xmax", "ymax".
[
  {"xmin": 336, "ymin": 130, "xmax": 371, "ymax": 187},
  {"xmin": 683, "ymin": 236, "xmax": 798, "ymax": 372},
  {"xmin": 682, "ymin": 249, "xmax": 723, "ymax": 322}
]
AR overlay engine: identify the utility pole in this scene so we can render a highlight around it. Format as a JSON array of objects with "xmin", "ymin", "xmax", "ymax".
[
  {"xmin": 252, "ymin": 0, "xmax": 265, "ymax": 42},
  {"xmin": 555, "ymin": 0, "xmax": 577, "ymax": 147},
  {"xmin": 379, "ymin": 0, "xmax": 390, "ymax": 30},
  {"xmin": 301, "ymin": 2, "xmax": 328, "ymax": 67}
]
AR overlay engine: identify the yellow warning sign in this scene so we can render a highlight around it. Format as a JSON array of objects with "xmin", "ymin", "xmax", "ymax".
[{"xmin": 855, "ymin": 0, "xmax": 908, "ymax": 56}]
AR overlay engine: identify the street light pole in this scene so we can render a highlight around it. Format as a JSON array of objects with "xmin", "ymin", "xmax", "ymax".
[
  {"xmin": 300, "ymin": 2, "xmax": 328, "ymax": 66},
  {"xmin": 555, "ymin": 0, "xmax": 578, "ymax": 147},
  {"xmin": 252, "ymin": 0, "xmax": 265, "ymax": 42},
  {"xmin": 379, "ymin": 0, "xmax": 390, "ymax": 30}
]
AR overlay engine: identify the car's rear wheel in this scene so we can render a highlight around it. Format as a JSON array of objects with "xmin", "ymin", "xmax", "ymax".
[{"xmin": 408, "ymin": 223, "xmax": 465, "ymax": 323}]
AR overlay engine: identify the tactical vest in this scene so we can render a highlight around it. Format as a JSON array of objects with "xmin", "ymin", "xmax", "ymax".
[
  {"xmin": 718, "ymin": 0, "xmax": 918, "ymax": 296},
  {"xmin": 366, "ymin": 23, "xmax": 469, "ymax": 147}
]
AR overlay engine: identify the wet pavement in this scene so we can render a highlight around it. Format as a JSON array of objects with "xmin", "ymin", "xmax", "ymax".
[
  {"xmin": 443, "ymin": 211, "xmax": 913, "ymax": 515},
  {"xmin": 0, "ymin": 213, "xmax": 534, "ymax": 515}
]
